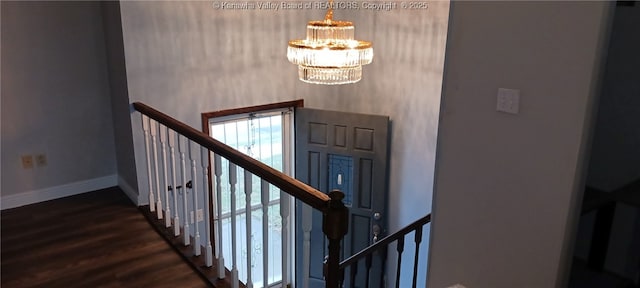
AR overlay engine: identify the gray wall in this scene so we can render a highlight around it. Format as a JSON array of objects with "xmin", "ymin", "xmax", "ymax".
[
  {"xmin": 101, "ymin": 1, "xmax": 139, "ymax": 202},
  {"xmin": 428, "ymin": 2, "xmax": 611, "ymax": 287},
  {"xmin": 117, "ymin": 2, "xmax": 449, "ymax": 284},
  {"xmin": 1, "ymin": 2, "xmax": 116, "ymax": 197}
]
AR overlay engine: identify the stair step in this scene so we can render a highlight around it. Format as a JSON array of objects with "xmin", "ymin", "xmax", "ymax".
[{"xmin": 140, "ymin": 205, "xmax": 245, "ymax": 288}]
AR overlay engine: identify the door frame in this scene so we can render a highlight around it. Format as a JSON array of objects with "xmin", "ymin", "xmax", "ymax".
[{"xmin": 201, "ymin": 99, "xmax": 303, "ymax": 287}]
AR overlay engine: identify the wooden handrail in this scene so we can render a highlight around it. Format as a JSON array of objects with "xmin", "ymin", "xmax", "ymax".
[
  {"xmin": 132, "ymin": 102, "xmax": 331, "ymax": 212},
  {"xmin": 339, "ymin": 213, "xmax": 431, "ymax": 269}
]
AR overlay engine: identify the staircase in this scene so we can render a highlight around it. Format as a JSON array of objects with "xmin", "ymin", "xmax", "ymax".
[
  {"xmin": 577, "ymin": 179, "xmax": 640, "ymax": 286},
  {"xmin": 133, "ymin": 102, "xmax": 431, "ymax": 288}
]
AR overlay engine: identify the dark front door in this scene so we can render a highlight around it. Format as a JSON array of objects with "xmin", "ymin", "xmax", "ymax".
[{"xmin": 295, "ymin": 107, "xmax": 389, "ymax": 288}]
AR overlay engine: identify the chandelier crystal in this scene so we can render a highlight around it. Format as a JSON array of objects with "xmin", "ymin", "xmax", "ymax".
[{"xmin": 287, "ymin": 1, "xmax": 373, "ymax": 85}]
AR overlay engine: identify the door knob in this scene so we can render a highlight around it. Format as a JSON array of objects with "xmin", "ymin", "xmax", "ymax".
[
  {"xmin": 373, "ymin": 224, "xmax": 381, "ymax": 242},
  {"xmin": 373, "ymin": 212, "xmax": 381, "ymax": 220}
]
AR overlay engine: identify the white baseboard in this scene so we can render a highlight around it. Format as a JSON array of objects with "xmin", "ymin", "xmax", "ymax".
[
  {"xmin": 1, "ymin": 174, "xmax": 118, "ymax": 210},
  {"xmin": 118, "ymin": 175, "xmax": 144, "ymax": 206}
]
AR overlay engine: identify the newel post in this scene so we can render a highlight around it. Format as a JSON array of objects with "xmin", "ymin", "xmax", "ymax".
[{"xmin": 323, "ymin": 189, "xmax": 349, "ymax": 288}]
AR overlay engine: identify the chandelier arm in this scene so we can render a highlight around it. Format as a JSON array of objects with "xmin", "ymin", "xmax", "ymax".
[{"xmin": 325, "ymin": 0, "xmax": 334, "ymax": 21}]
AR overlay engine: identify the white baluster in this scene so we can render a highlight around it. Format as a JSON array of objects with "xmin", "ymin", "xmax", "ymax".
[
  {"xmin": 214, "ymin": 154, "xmax": 225, "ymax": 279},
  {"xmin": 280, "ymin": 191, "xmax": 290, "ymax": 287},
  {"xmin": 202, "ymin": 147, "xmax": 213, "ymax": 267},
  {"xmin": 160, "ymin": 125, "xmax": 170, "ymax": 227},
  {"xmin": 150, "ymin": 120, "xmax": 162, "ymax": 219},
  {"xmin": 302, "ymin": 203, "xmax": 313, "ymax": 288},
  {"xmin": 178, "ymin": 135, "xmax": 190, "ymax": 246},
  {"xmin": 168, "ymin": 130, "xmax": 180, "ymax": 236},
  {"xmin": 261, "ymin": 180, "xmax": 269, "ymax": 288},
  {"xmin": 229, "ymin": 163, "xmax": 239, "ymax": 288},
  {"xmin": 245, "ymin": 171, "xmax": 253, "ymax": 288},
  {"xmin": 190, "ymin": 143, "xmax": 201, "ymax": 256},
  {"xmin": 142, "ymin": 115, "xmax": 155, "ymax": 212}
]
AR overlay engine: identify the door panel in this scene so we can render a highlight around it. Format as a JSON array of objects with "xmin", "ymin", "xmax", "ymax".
[{"xmin": 295, "ymin": 108, "xmax": 389, "ymax": 288}]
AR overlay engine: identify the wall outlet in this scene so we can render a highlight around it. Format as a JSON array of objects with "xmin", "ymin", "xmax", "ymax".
[
  {"xmin": 21, "ymin": 155, "xmax": 34, "ymax": 169},
  {"xmin": 36, "ymin": 154, "xmax": 47, "ymax": 167},
  {"xmin": 196, "ymin": 209, "xmax": 204, "ymax": 222}
]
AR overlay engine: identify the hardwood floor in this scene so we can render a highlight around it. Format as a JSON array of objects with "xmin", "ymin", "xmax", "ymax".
[{"xmin": 1, "ymin": 187, "xmax": 209, "ymax": 287}]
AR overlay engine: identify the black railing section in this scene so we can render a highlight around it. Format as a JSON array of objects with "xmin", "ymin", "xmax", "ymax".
[
  {"xmin": 581, "ymin": 179, "xmax": 640, "ymax": 272},
  {"xmin": 338, "ymin": 213, "xmax": 431, "ymax": 288}
]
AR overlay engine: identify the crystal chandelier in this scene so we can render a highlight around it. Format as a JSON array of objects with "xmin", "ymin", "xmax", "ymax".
[{"xmin": 287, "ymin": 0, "xmax": 373, "ymax": 85}]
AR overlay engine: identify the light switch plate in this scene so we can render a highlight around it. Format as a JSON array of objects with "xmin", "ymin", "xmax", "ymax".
[
  {"xmin": 497, "ymin": 88, "xmax": 520, "ymax": 114},
  {"xmin": 196, "ymin": 209, "xmax": 203, "ymax": 222}
]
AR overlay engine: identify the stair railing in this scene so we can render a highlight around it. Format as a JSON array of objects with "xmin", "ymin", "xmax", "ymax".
[
  {"xmin": 581, "ymin": 179, "xmax": 640, "ymax": 274},
  {"xmin": 338, "ymin": 213, "xmax": 431, "ymax": 288},
  {"xmin": 133, "ymin": 102, "xmax": 348, "ymax": 288}
]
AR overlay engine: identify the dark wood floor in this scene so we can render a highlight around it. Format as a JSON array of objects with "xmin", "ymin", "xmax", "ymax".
[{"xmin": 1, "ymin": 187, "xmax": 208, "ymax": 287}]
